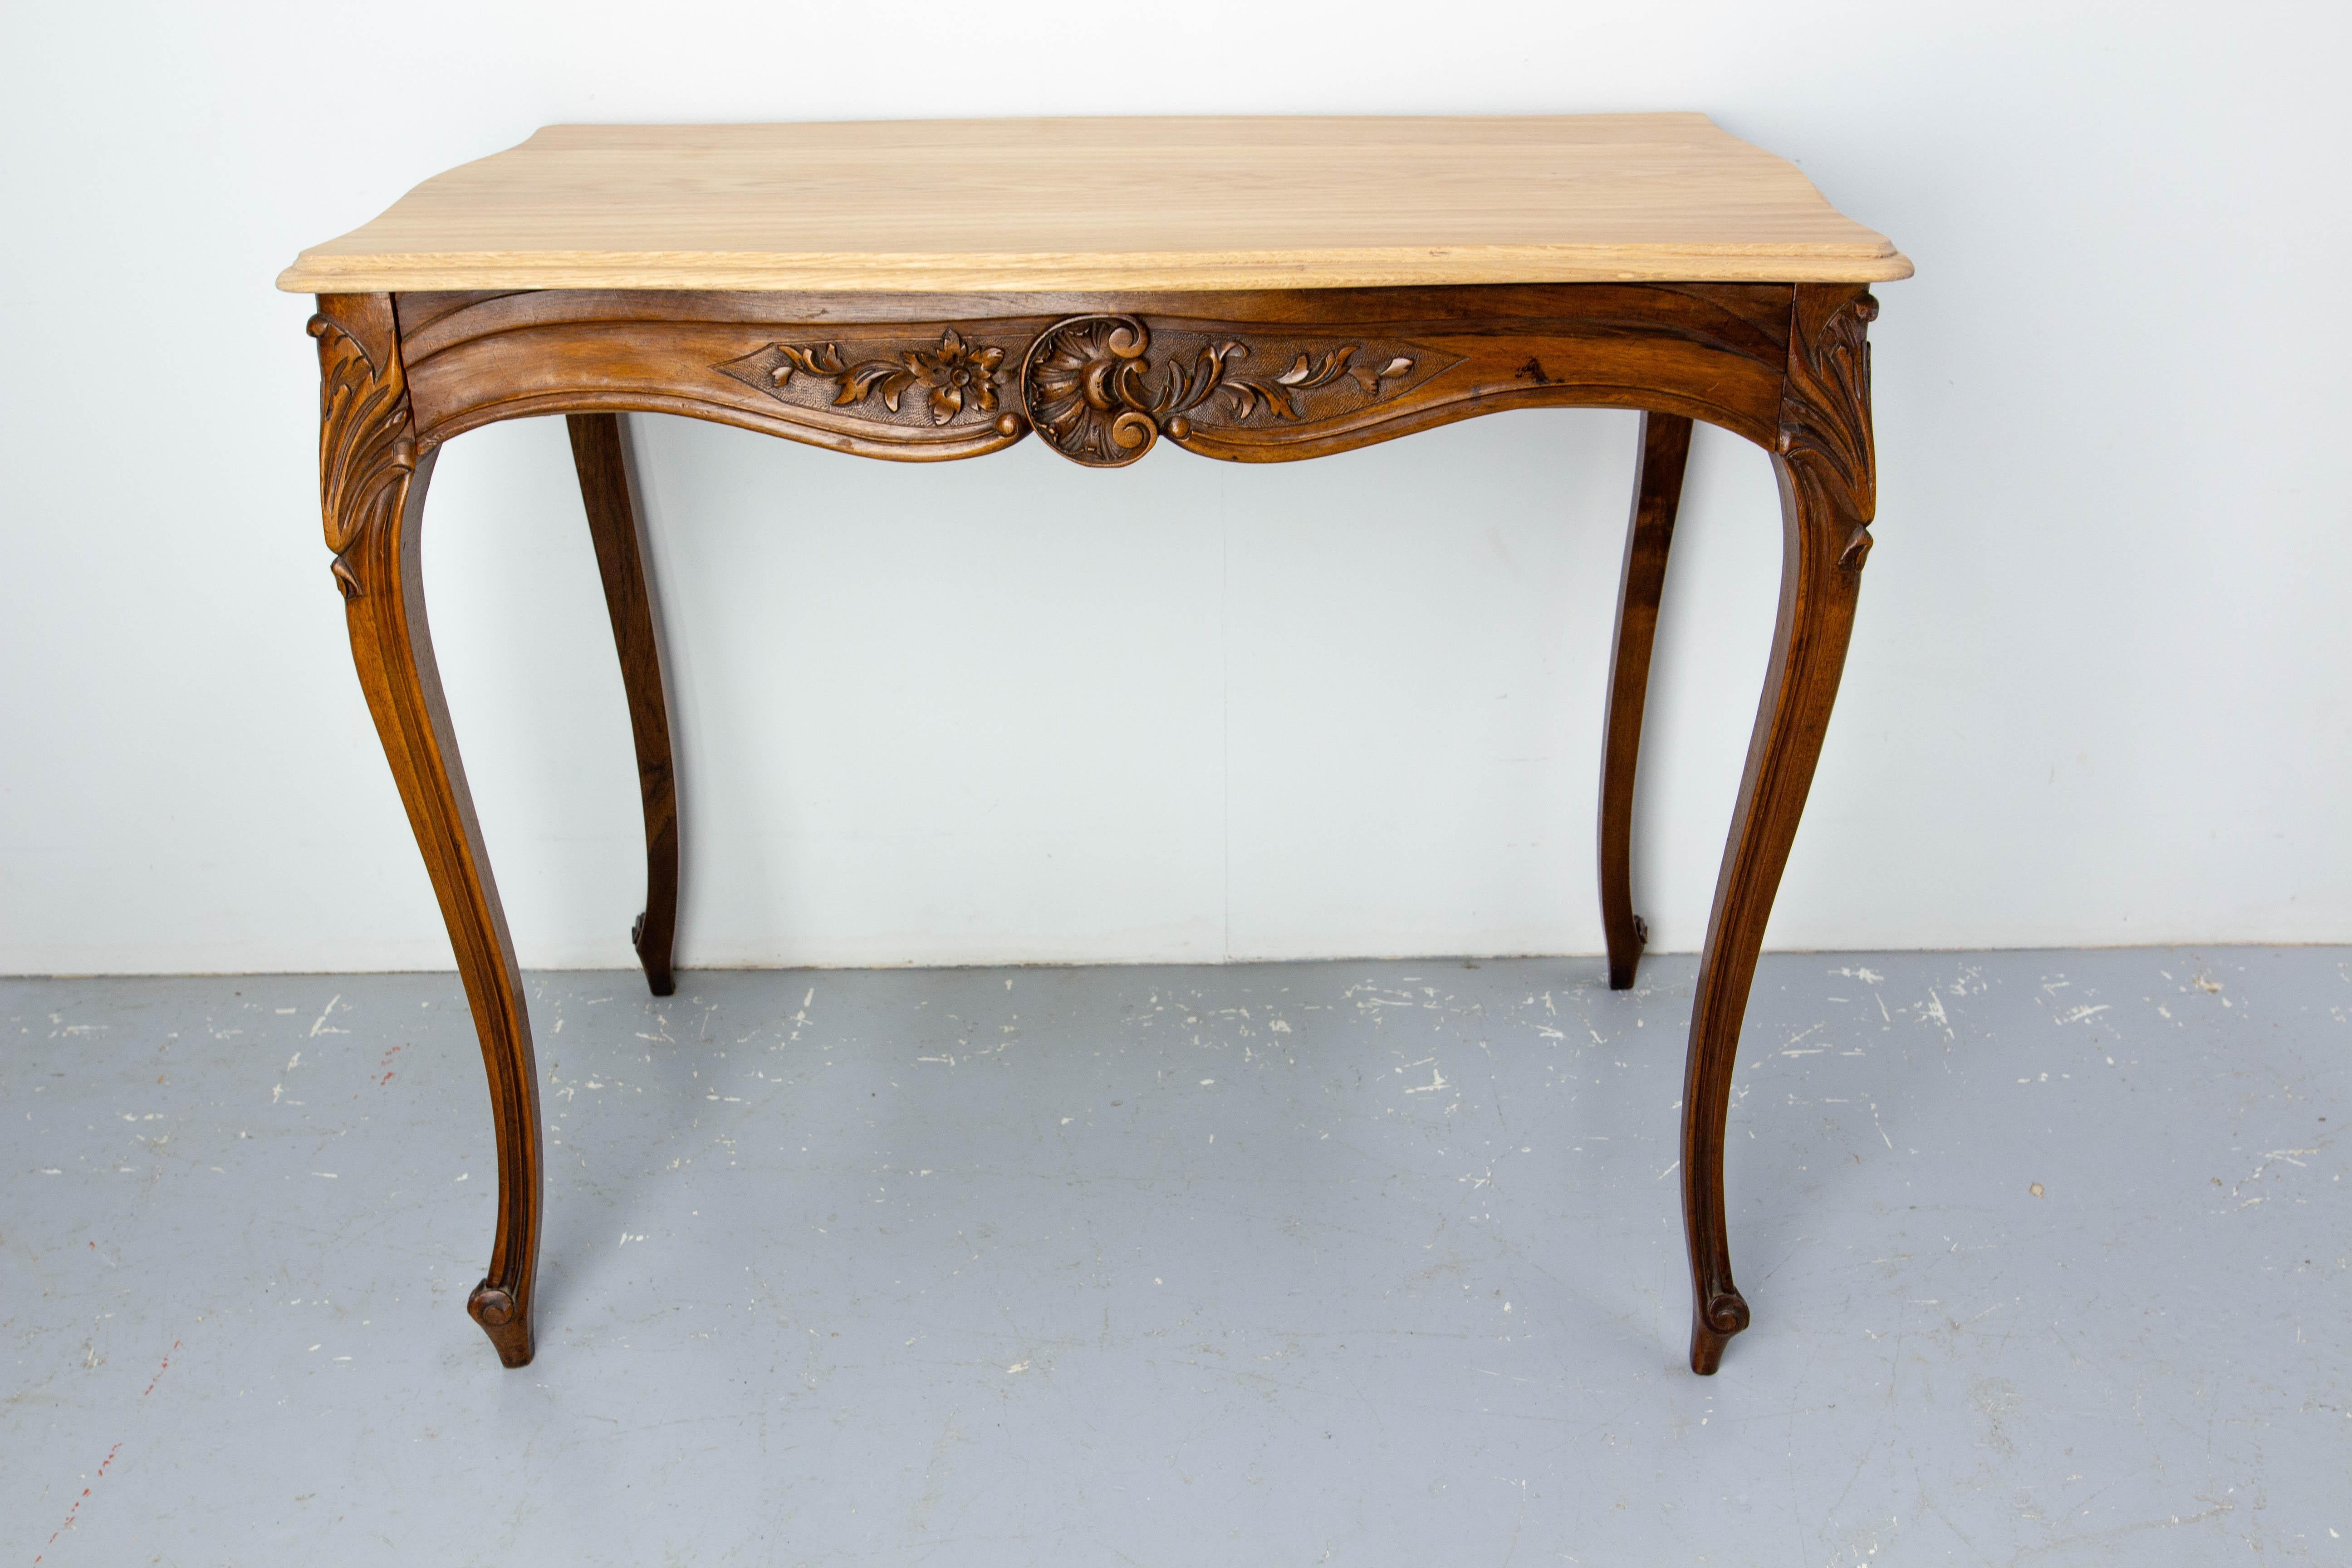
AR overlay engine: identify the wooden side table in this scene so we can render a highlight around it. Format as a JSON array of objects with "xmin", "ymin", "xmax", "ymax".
[{"xmin": 279, "ymin": 114, "xmax": 1909, "ymax": 1375}]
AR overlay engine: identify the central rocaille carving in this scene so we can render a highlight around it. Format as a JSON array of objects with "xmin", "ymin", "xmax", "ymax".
[
  {"xmin": 1022, "ymin": 315, "xmax": 1159, "ymax": 464},
  {"xmin": 717, "ymin": 315, "xmax": 1437, "ymax": 466}
]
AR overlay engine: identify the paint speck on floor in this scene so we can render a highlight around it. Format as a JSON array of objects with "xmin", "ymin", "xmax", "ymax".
[{"xmin": 2, "ymin": 949, "xmax": 2344, "ymax": 1564}]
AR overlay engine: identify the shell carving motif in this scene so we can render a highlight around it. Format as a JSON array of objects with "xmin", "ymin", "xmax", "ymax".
[{"xmin": 1023, "ymin": 315, "xmax": 1161, "ymax": 466}]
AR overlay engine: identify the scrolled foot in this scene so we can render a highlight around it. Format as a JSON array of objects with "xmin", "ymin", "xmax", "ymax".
[
  {"xmin": 1687, "ymin": 1289, "xmax": 1750, "ymax": 1375},
  {"xmin": 467, "ymin": 1281, "xmax": 535, "ymax": 1368},
  {"xmin": 632, "ymin": 912, "xmax": 676, "ymax": 997}
]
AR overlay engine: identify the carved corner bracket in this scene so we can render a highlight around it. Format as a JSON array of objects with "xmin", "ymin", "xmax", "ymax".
[
  {"xmin": 717, "ymin": 314, "xmax": 1444, "ymax": 467},
  {"xmin": 1776, "ymin": 288, "xmax": 1878, "ymax": 571},
  {"xmin": 310, "ymin": 305, "xmax": 419, "ymax": 599}
]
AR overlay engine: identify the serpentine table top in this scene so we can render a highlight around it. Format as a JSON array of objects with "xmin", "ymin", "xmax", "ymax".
[{"xmin": 277, "ymin": 114, "xmax": 1912, "ymax": 294}]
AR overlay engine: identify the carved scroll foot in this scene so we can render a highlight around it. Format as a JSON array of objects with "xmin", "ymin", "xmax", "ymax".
[
  {"xmin": 1689, "ymin": 1286, "xmax": 1752, "ymax": 1376},
  {"xmin": 314, "ymin": 294, "xmax": 543, "ymax": 1369},
  {"xmin": 1598, "ymin": 412, "xmax": 1691, "ymax": 990},
  {"xmin": 467, "ymin": 1281, "xmax": 535, "ymax": 1367},
  {"xmin": 1680, "ymin": 286, "xmax": 1875, "ymax": 1375},
  {"xmin": 568, "ymin": 413, "xmax": 681, "ymax": 999}
]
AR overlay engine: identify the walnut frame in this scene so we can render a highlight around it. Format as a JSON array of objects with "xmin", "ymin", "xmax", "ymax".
[{"xmin": 309, "ymin": 279, "xmax": 1878, "ymax": 1376}]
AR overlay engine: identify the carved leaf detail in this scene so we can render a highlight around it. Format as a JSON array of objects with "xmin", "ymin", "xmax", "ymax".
[
  {"xmin": 1776, "ymin": 290, "xmax": 1878, "ymax": 560},
  {"xmin": 1152, "ymin": 343, "xmax": 1249, "ymax": 418},
  {"xmin": 840, "ymin": 363, "xmax": 909, "ymax": 409},
  {"xmin": 309, "ymin": 311, "xmax": 417, "ymax": 599},
  {"xmin": 768, "ymin": 343, "xmax": 845, "ymax": 386},
  {"xmin": 729, "ymin": 329, "xmax": 1007, "ymax": 426}
]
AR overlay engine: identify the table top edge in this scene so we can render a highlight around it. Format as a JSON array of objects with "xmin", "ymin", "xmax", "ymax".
[{"xmin": 278, "ymin": 247, "xmax": 1916, "ymax": 294}]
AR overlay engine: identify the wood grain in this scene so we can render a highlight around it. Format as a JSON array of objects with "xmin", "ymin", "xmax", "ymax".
[
  {"xmin": 278, "ymin": 116, "xmax": 1911, "ymax": 293},
  {"xmin": 312, "ymin": 292, "xmax": 542, "ymax": 1367},
  {"xmin": 393, "ymin": 284, "xmax": 1795, "ymax": 463},
  {"xmin": 568, "ymin": 413, "xmax": 679, "ymax": 998},
  {"xmin": 1680, "ymin": 283, "xmax": 1878, "ymax": 1376},
  {"xmin": 1598, "ymin": 411, "xmax": 1691, "ymax": 991}
]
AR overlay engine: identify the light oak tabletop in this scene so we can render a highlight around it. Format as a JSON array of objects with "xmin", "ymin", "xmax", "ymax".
[{"xmin": 279, "ymin": 114, "xmax": 1911, "ymax": 295}]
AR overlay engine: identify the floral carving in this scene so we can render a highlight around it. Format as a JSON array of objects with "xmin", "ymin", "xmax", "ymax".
[
  {"xmin": 1021, "ymin": 314, "xmax": 1428, "ymax": 467},
  {"xmin": 719, "ymin": 316, "xmax": 1441, "ymax": 463},
  {"xmin": 907, "ymin": 328, "xmax": 1005, "ymax": 423},
  {"xmin": 729, "ymin": 328, "xmax": 1007, "ymax": 425},
  {"xmin": 310, "ymin": 311, "xmax": 417, "ymax": 600},
  {"xmin": 1776, "ymin": 289, "xmax": 1877, "ymax": 570}
]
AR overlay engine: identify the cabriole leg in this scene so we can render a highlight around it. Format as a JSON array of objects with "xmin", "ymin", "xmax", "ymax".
[
  {"xmin": 567, "ymin": 413, "xmax": 681, "ymax": 997},
  {"xmin": 312, "ymin": 293, "xmax": 542, "ymax": 1367},
  {"xmin": 1597, "ymin": 412, "xmax": 1692, "ymax": 990},
  {"xmin": 1681, "ymin": 287, "xmax": 1877, "ymax": 1374}
]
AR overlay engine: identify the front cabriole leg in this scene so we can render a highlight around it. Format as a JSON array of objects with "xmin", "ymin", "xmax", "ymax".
[
  {"xmin": 312, "ymin": 293, "xmax": 543, "ymax": 1367},
  {"xmin": 1681, "ymin": 286, "xmax": 1878, "ymax": 1374}
]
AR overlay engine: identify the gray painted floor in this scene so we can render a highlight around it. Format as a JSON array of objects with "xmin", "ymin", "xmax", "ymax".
[{"xmin": 4, "ymin": 950, "xmax": 2347, "ymax": 1565}]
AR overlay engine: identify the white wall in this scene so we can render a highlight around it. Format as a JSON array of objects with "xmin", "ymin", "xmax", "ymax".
[{"xmin": 3, "ymin": 1, "xmax": 2347, "ymax": 975}]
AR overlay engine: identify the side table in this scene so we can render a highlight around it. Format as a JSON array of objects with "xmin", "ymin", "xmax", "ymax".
[{"xmin": 279, "ymin": 114, "xmax": 1909, "ymax": 1374}]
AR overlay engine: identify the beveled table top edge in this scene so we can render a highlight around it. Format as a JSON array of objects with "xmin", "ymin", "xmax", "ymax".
[{"xmin": 279, "ymin": 246, "xmax": 1915, "ymax": 295}]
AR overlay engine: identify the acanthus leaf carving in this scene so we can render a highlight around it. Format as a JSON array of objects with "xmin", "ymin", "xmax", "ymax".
[
  {"xmin": 310, "ymin": 311, "xmax": 418, "ymax": 600},
  {"xmin": 1775, "ymin": 289, "xmax": 1877, "ymax": 571}
]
